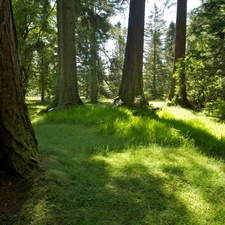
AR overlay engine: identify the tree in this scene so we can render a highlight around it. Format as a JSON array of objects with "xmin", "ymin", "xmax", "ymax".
[
  {"xmin": 144, "ymin": 4, "xmax": 167, "ymax": 100},
  {"xmin": 49, "ymin": 0, "xmax": 83, "ymax": 108},
  {"xmin": 13, "ymin": 0, "xmax": 57, "ymax": 97},
  {"xmin": 116, "ymin": 0, "xmax": 146, "ymax": 106},
  {"xmin": 168, "ymin": 0, "xmax": 190, "ymax": 107},
  {"xmin": 0, "ymin": 0, "xmax": 39, "ymax": 176},
  {"xmin": 185, "ymin": 0, "xmax": 225, "ymax": 116},
  {"xmin": 76, "ymin": 0, "xmax": 125, "ymax": 103},
  {"xmin": 108, "ymin": 22, "xmax": 126, "ymax": 97},
  {"xmin": 164, "ymin": 21, "xmax": 176, "ymax": 77}
]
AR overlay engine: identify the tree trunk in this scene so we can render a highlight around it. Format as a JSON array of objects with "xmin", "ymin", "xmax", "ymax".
[
  {"xmin": 51, "ymin": 0, "xmax": 83, "ymax": 108},
  {"xmin": 168, "ymin": 0, "xmax": 190, "ymax": 108},
  {"xmin": 152, "ymin": 29, "xmax": 157, "ymax": 99},
  {"xmin": 40, "ymin": 54, "xmax": 45, "ymax": 102},
  {"xmin": 0, "ymin": 0, "xmax": 39, "ymax": 177},
  {"xmin": 117, "ymin": 0, "xmax": 146, "ymax": 107},
  {"xmin": 176, "ymin": 59, "xmax": 191, "ymax": 107},
  {"xmin": 90, "ymin": 28, "xmax": 98, "ymax": 104}
]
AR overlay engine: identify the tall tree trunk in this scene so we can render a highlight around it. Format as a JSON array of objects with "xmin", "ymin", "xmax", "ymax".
[
  {"xmin": 40, "ymin": 54, "xmax": 45, "ymax": 102},
  {"xmin": 153, "ymin": 30, "xmax": 157, "ymax": 99},
  {"xmin": 0, "ymin": 0, "xmax": 39, "ymax": 176},
  {"xmin": 117, "ymin": 0, "xmax": 146, "ymax": 106},
  {"xmin": 90, "ymin": 28, "xmax": 98, "ymax": 104},
  {"xmin": 51, "ymin": 0, "xmax": 83, "ymax": 108},
  {"xmin": 168, "ymin": 0, "xmax": 190, "ymax": 107}
]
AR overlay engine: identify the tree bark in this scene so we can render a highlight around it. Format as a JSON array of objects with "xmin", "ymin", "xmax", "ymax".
[
  {"xmin": 90, "ymin": 27, "xmax": 98, "ymax": 104},
  {"xmin": 0, "ymin": 0, "xmax": 39, "ymax": 176},
  {"xmin": 168, "ymin": 0, "xmax": 190, "ymax": 107},
  {"xmin": 117, "ymin": 0, "xmax": 146, "ymax": 106},
  {"xmin": 51, "ymin": 0, "xmax": 83, "ymax": 108}
]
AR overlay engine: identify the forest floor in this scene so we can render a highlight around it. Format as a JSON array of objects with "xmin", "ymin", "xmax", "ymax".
[
  {"xmin": 1, "ymin": 100, "xmax": 225, "ymax": 225},
  {"xmin": 0, "ymin": 171, "xmax": 28, "ymax": 221}
]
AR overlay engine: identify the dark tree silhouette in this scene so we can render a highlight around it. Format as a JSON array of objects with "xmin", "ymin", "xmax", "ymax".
[{"xmin": 0, "ymin": 0, "xmax": 39, "ymax": 176}]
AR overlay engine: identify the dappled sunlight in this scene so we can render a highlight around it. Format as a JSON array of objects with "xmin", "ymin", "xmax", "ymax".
[
  {"xmin": 158, "ymin": 106, "xmax": 225, "ymax": 139},
  {"xmin": 155, "ymin": 107, "xmax": 225, "ymax": 160},
  {"xmin": 31, "ymin": 115, "xmax": 46, "ymax": 125},
  {"xmin": 98, "ymin": 113, "xmax": 189, "ymax": 147},
  {"xmin": 44, "ymin": 105, "xmax": 132, "ymax": 125},
  {"xmin": 31, "ymin": 199, "xmax": 52, "ymax": 224},
  {"xmin": 17, "ymin": 101, "xmax": 225, "ymax": 224},
  {"xmin": 92, "ymin": 144, "xmax": 225, "ymax": 224},
  {"xmin": 27, "ymin": 101, "xmax": 49, "ymax": 124}
]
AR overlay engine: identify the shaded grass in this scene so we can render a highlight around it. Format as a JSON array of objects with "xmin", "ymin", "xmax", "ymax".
[
  {"xmin": 157, "ymin": 106, "xmax": 225, "ymax": 159},
  {"xmin": 2, "ymin": 101, "xmax": 225, "ymax": 224}
]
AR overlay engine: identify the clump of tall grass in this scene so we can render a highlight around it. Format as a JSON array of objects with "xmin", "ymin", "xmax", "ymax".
[
  {"xmin": 42, "ymin": 104, "xmax": 191, "ymax": 148},
  {"xmin": 98, "ymin": 115, "xmax": 188, "ymax": 147},
  {"xmin": 34, "ymin": 102, "xmax": 225, "ymax": 158},
  {"xmin": 43, "ymin": 105, "xmax": 131, "ymax": 125}
]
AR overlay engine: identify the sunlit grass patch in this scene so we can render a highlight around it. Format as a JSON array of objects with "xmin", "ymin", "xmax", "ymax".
[
  {"xmin": 42, "ymin": 104, "xmax": 191, "ymax": 148},
  {"xmin": 43, "ymin": 104, "xmax": 131, "ymax": 125},
  {"xmin": 158, "ymin": 105, "xmax": 225, "ymax": 138},
  {"xmin": 157, "ymin": 106, "xmax": 225, "ymax": 158},
  {"xmin": 9, "ymin": 100, "xmax": 225, "ymax": 225},
  {"xmin": 98, "ymin": 116, "xmax": 189, "ymax": 147},
  {"xmin": 27, "ymin": 100, "xmax": 50, "ymax": 124},
  {"xmin": 93, "ymin": 145, "xmax": 225, "ymax": 224}
]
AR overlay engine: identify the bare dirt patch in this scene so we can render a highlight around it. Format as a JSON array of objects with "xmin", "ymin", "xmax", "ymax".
[{"xmin": 0, "ymin": 171, "xmax": 31, "ymax": 223}]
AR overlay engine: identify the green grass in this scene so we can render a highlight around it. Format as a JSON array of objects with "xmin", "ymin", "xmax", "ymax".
[{"xmin": 4, "ymin": 101, "xmax": 225, "ymax": 224}]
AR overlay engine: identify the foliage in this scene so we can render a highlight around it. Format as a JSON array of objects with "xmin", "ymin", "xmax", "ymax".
[
  {"xmin": 76, "ymin": 0, "xmax": 126, "ymax": 101},
  {"xmin": 164, "ymin": 21, "xmax": 176, "ymax": 79},
  {"xmin": 144, "ymin": 4, "xmax": 169, "ymax": 100},
  {"xmin": 13, "ymin": 0, "xmax": 127, "ymax": 102},
  {"xmin": 12, "ymin": 0, "xmax": 57, "ymax": 99},
  {"xmin": 107, "ymin": 22, "xmax": 126, "ymax": 97},
  {"xmin": 185, "ymin": 0, "xmax": 225, "ymax": 116}
]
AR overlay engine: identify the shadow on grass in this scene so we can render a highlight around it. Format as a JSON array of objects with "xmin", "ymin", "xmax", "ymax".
[
  {"xmin": 16, "ymin": 151, "xmax": 197, "ymax": 224},
  {"xmin": 156, "ymin": 115, "xmax": 225, "ymax": 161},
  {"xmin": 9, "ymin": 102, "xmax": 224, "ymax": 224},
  {"xmin": 115, "ymin": 106, "xmax": 225, "ymax": 161},
  {"xmin": 0, "ymin": 171, "xmax": 33, "ymax": 225},
  {"xmin": 30, "ymin": 100, "xmax": 225, "ymax": 161}
]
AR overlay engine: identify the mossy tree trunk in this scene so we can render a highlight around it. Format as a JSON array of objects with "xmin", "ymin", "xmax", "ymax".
[
  {"xmin": 168, "ymin": 0, "xmax": 191, "ymax": 107},
  {"xmin": 0, "ymin": 0, "xmax": 39, "ymax": 177},
  {"xmin": 117, "ymin": 0, "xmax": 146, "ymax": 106},
  {"xmin": 51, "ymin": 0, "xmax": 83, "ymax": 108}
]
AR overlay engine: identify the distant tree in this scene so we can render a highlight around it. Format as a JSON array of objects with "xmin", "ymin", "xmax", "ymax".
[
  {"xmin": 168, "ymin": 0, "xmax": 190, "ymax": 107},
  {"xmin": 116, "ymin": 0, "xmax": 146, "ymax": 106},
  {"xmin": 50, "ymin": 0, "xmax": 83, "ymax": 108},
  {"xmin": 144, "ymin": 4, "xmax": 167, "ymax": 100},
  {"xmin": 76, "ymin": 0, "xmax": 126, "ymax": 103},
  {"xmin": 0, "ymin": 0, "xmax": 39, "ymax": 176},
  {"xmin": 13, "ymin": 0, "xmax": 57, "ymax": 97},
  {"xmin": 164, "ymin": 21, "xmax": 175, "ymax": 74},
  {"xmin": 108, "ymin": 22, "xmax": 126, "ymax": 96},
  {"xmin": 36, "ymin": 38, "xmax": 57, "ymax": 101}
]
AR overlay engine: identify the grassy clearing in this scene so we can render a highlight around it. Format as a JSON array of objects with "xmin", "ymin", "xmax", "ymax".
[{"xmin": 2, "ymin": 100, "xmax": 225, "ymax": 224}]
